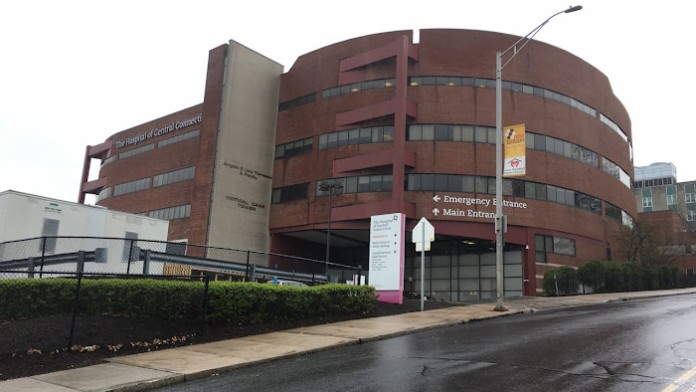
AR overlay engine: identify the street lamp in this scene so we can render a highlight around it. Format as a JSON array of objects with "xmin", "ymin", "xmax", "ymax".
[
  {"xmin": 494, "ymin": 5, "xmax": 582, "ymax": 311},
  {"xmin": 319, "ymin": 182, "xmax": 344, "ymax": 277}
]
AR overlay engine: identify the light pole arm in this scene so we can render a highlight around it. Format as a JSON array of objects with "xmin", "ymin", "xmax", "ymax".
[{"xmin": 498, "ymin": 5, "xmax": 582, "ymax": 72}]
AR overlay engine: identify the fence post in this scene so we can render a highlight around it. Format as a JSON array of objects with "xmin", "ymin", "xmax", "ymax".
[
  {"xmin": 27, "ymin": 258, "xmax": 35, "ymax": 279},
  {"xmin": 357, "ymin": 265, "xmax": 362, "ymax": 286},
  {"xmin": 77, "ymin": 251, "xmax": 85, "ymax": 274},
  {"xmin": 142, "ymin": 250, "xmax": 150, "ymax": 276},
  {"xmin": 199, "ymin": 275, "xmax": 210, "ymax": 337},
  {"xmin": 67, "ymin": 272, "xmax": 84, "ymax": 350},
  {"xmin": 126, "ymin": 239, "xmax": 133, "ymax": 275},
  {"xmin": 244, "ymin": 251, "xmax": 251, "ymax": 281},
  {"xmin": 249, "ymin": 264, "xmax": 256, "ymax": 282},
  {"xmin": 39, "ymin": 236, "xmax": 47, "ymax": 278}
]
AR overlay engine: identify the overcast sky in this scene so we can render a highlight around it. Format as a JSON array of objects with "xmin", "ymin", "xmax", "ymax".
[{"xmin": 0, "ymin": 0, "xmax": 690, "ymax": 204}]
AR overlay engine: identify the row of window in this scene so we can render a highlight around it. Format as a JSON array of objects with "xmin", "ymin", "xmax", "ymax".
[
  {"xmin": 101, "ymin": 129, "xmax": 200, "ymax": 169},
  {"xmin": 410, "ymin": 75, "xmax": 599, "ymax": 118},
  {"xmin": 278, "ymin": 93, "xmax": 315, "ymax": 112},
  {"xmin": 272, "ymin": 174, "xmax": 395, "ymax": 204},
  {"xmin": 103, "ymin": 166, "xmax": 197, "ymax": 200},
  {"xmin": 408, "ymin": 124, "xmax": 606, "ymax": 175},
  {"xmin": 535, "ymin": 234, "xmax": 576, "ymax": 262},
  {"xmin": 318, "ymin": 126, "xmax": 394, "ymax": 150},
  {"xmin": 316, "ymin": 175, "xmax": 393, "ymax": 195},
  {"xmin": 321, "ymin": 78, "xmax": 395, "ymax": 98},
  {"xmin": 152, "ymin": 166, "xmax": 196, "ymax": 188},
  {"xmin": 273, "ymin": 174, "xmax": 631, "ymax": 222},
  {"xmin": 644, "ymin": 194, "xmax": 696, "ymax": 206},
  {"xmin": 633, "ymin": 177, "xmax": 675, "ymax": 188},
  {"xmin": 641, "ymin": 185, "xmax": 696, "ymax": 210},
  {"xmin": 282, "ymin": 123, "xmax": 630, "ymax": 190},
  {"xmin": 409, "ymin": 124, "xmax": 496, "ymax": 143},
  {"xmin": 145, "ymin": 204, "xmax": 192, "ymax": 221},
  {"xmin": 119, "ymin": 143, "xmax": 154, "ymax": 160},
  {"xmin": 113, "ymin": 178, "xmax": 149, "ymax": 197},
  {"xmin": 303, "ymin": 75, "xmax": 628, "ymax": 142},
  {"xmin": 158, "ymin": 129, "xmax": 200, "ymax": 148},
  {"xmin": 275, "ymin": 138, "xmax": 312, "ymax": 159},
  {"xmin": 406, "ymin": 174, "xmax": 602, "ymax": 214}
]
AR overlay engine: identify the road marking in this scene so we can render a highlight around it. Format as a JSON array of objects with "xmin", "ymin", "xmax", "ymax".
[{"xmin": 662, "ymin": 364, "xmax": 696, "ymax": 392}]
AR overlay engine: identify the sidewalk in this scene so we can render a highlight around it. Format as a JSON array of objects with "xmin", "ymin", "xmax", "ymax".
[{"xmin": 4, "ymin": 288, "xmax": 696, "ymax": 392}]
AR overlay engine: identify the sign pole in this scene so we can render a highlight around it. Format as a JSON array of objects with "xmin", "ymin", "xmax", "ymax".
[{"xmin": 420, "ymin": 227, "xmax": 425, "ymax": 312}]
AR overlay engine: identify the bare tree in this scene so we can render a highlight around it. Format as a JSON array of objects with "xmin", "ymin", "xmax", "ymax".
[{"xmin": 615, "ymin": 220, "xmax": 678, "ymax": 266}]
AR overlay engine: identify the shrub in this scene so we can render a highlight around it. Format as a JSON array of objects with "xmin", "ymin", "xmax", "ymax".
[
  {"xmin": 578, "ymin": 260, "xmax": 685, "ymax": 293},
  {"xmin": 543, "ymin": 267, "xmax": 579, "ymax": 296},
  {"xmin": 0, "ymin": 278, "xmax": 376, "ymax": 326}
]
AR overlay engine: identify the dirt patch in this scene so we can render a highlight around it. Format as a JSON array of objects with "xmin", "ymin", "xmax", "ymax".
[{"xmin": 0, "ymin": 299, "xmax": 456, "ymax": 381}]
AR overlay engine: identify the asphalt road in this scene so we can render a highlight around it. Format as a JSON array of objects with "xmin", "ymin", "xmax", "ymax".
[{"xmin": 153, "ymin": 295, "xmax": 696, "ymax": 392}]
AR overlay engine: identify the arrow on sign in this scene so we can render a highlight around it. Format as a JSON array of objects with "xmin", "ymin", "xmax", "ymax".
[
  {"xmin": 432, "ymin": 195, "xmax": 441, "ymax": 202},
  {"xmin": 432, "ymin": 208, "xmax": 440, "ymax": 216}
]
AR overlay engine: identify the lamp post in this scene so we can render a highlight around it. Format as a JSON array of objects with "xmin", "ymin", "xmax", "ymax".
[
  {"xmin": 494, "ymin": 5, "xmax": 582, "ymax": 311},
  {"xmin": 319, "ymin": 182, "xmax": 344, "ymax": 277}
]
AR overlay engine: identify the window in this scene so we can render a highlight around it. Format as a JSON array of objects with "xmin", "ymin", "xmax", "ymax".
[
  {"xmin": 605, "ymin": 203, "xmax": 622, "ymax": 221},
  {"xmin": 642, "ymin": 197, "xmax": 653, "ymax": 208},
  {"xmin": 688, "ymin": 211, "xmax": 695, "ymax": 222},
  {"xmin": 535, "ymin": 235, "xmax": 553, "ymax": 262},
  {"xmin": 97, "ymin": 187, "xmax": 111, "ymax": 201},
  {"xmin": 686, "ymin": 193, "xmax": 696, "ymax": 203},
  {"xmin": 272, "ymin": 183, "xmax": 309, "ymax": 203},
  {"xmin": 667, "ymin": 194, "xmax": 677, "ymax": 205},
  {"xmin": 535, "ymin": 234, "xmax": 575, "ymax": 261},
  {"xmin": 553, "ymin": 237, "xmax": 576, "ymax": 256}
]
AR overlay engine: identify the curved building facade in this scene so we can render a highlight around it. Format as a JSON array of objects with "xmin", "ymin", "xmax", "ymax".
[{"xmin": 80, "ymin": 30, "xmax": 635, "ymax": 299}]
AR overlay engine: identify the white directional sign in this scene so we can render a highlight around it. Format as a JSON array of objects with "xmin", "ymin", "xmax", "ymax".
[{"xmin": 412, "ymin": 217, "xmax": 434, "ymax": 252}]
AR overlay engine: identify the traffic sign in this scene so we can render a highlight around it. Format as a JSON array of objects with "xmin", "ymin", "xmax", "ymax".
[{"xmin": 412, "ymin": 217, "xmax": 434, "ymax": 244}]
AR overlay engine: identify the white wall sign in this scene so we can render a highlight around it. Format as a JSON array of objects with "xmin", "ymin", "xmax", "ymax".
[
  {"xmin": 431, "ymin": 194, "xmax": 527, "ymax": 219},
  {"xmin": 368, "ymin": 213, "xmax": 405, "ymax": 291}
]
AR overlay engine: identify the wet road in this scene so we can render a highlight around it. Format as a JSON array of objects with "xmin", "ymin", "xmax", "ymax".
[{"xmin": 153, "ymin": 295, "xmax": 696, "ymax": 392}]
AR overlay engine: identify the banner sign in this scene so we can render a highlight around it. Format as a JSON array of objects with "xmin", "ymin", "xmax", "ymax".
[{"xmin": 503, "ymin": 123, "xmax": 526, "ymax": 177}]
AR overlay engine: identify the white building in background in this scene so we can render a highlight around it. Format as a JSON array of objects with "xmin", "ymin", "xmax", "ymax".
[{"xmin": 0, "ymin": 190, "xmax": 169, "ymax": 274}]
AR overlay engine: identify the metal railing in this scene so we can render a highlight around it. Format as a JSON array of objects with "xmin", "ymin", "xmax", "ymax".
[{"xmin": 0, "ymin": 236, "xmax": 364, "ymax": 284}]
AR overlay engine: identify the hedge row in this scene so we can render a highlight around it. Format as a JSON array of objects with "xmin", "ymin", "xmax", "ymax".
[
  {"xmin": 544, "ymin": 260, "xmax": 686, "ymax": 296},
  {"xmin": 0, "ymin": 278, "xmax": 377, "ymax": 324}
]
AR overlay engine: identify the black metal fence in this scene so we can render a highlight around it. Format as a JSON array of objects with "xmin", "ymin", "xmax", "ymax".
[
  {"xmin": 0, "ymin": 236, "xmax": 363, "ymax": 284},
  {"xmin": 0, "ymin": 236, "xmax": 364, "ymax": 365},
  {"xmin": 0, "ymin": 269, "xmax": 210, "ymax": 361}
]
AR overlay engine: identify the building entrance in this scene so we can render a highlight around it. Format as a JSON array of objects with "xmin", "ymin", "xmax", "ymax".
[{"xmin": 404, "ymin": 238, "xmax": 524, "ymax": 302}]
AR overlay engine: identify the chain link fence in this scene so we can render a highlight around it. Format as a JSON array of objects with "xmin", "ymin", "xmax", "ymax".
[
  {"xmin": 0, "ymin": 236, "xmax": 363, "ymax": 366},
  {"xmin": 0, "ymin": 236, "xmax": 363, "ymax": 284}
]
